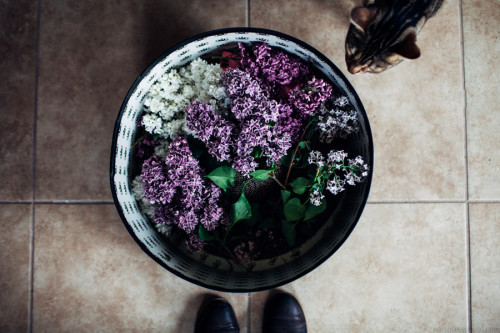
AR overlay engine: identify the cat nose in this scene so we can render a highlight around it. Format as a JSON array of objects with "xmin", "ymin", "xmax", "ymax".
[{"xmin": 348, "ymin": 65, "xmax": 363, "ymax": 74}]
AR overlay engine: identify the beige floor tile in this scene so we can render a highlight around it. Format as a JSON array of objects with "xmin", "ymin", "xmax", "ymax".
[
  {"xmin": 33, "ymin": 204, "xmax": 248, "ymax": 332},
  {"xmin": 0, "ymin": 204, "xmax": 31, "ymax": 332},
  {"xmin": 35, "ymin": 0, "xmax": 247, "ymax": 201},
  {"xmin": 470, "ymin": 203, "xmax": 500, "ymax": 331},
  {"xmin": 251, "ymin": 0, "xmax": 466, "ymax": 201},
  {"xmin": 250, "ymin": 203, "xmax": 467, "ymax": 332},
  {"xmin": 0, "ymin": 1, "xmax": 37, "ymax": 201},
  {"xmin": 463, "ymin": 1, "xmax": 500, "ymax": 201}
]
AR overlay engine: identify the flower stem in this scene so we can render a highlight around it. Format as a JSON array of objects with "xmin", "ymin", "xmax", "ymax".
[
  {"xmin": 312, "ymin": 169, "xmax": 320, "ymax": 183},
  {"xmin": 271, "ymin": 173, "xmax": 287, "ymax": 190},
  {"xmin": 284, "ymin": 124, "xmax": 311, "ymax": 187},
  {"xmin": 221, "ymin": 224, "xmax": 233, "ymax": 248},
  {"xmin": 131, "ymin": 134, "xmax": 145, "ymax": 149}
]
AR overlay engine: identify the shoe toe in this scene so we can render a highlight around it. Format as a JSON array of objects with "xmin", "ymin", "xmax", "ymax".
[
  {"xmin": 195, "ymin": 297, "xmax": 240, "ymax": 333},
  {"xmin": 263, "ymin": 292, "xmax": 307, "ymax": 333}
]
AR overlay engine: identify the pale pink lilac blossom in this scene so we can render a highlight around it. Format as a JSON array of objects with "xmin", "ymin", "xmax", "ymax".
[
  {"xmin": 316, "ymin": 95, "xmax": 360, "ymax": 143},
  {"xmin": 308, "ymin": 149, "xmax": 369, "ymax": 205}
]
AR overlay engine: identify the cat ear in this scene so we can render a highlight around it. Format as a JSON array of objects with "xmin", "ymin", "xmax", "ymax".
[
  {"xmin": 390, "ymin": 31, "xmax": 421, "ymax": 59},
  {"xmin": 350, "ymin": 6, "xmax": 376, "ymax": 32}
]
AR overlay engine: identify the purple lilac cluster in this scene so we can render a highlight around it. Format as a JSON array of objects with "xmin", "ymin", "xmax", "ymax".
[
  {"xmin": 238, "ymin": 43, "xmax": 331, "ymax": 117},
  {"xmin": 239, "ymin": 42, "xmax": 309, "ymax": 92},
  {"xmin": 224, "ymin": 68, "xmax": 296, "ymax": 173},
  {"xmin": 185, "ymin": 234, "xmax": 206, "ymax": 253},
  {"xmin": 238, "ymin": 43, "xmax": 333, "ymax": 137},
  {"xmin": 185, "ymin": 43, "xmax": 333, "ymax": 175},
  {"xmin": 140, "ymin": 137, "xmax": 228, "ymax": 251},
  {"xmin": 185, "ymin": 101, "xmax": 233, "ymax": 161},
  {"xmin": 134, "ymin": 133, "xmax": 161, "ymax": 160},
  {"xmin": 140, "ymin": 155, "xmax": 171, "ymax": 204},
  {"xmin": 288, "ymin": 76, "xmax": 333, "ymax": 117},
  {"xmin": 185, "ymin": 70, "xmax": 296, "ymax": 175}
]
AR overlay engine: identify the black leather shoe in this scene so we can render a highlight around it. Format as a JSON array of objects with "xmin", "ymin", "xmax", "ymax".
[
  {"xmin": 263, "ymin": 291, "xmax": 307, "ymax": 333},
  {"xmin": 194, "ymin": 296, "xmax": 240, "ymax": 333}
]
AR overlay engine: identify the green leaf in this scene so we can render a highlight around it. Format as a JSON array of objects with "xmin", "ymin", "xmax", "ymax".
[
  {"xmin": 289, "ymin": 177, "xmax": 311, "ymax": 195},
  {"xmin": 243, "ymin": 203, "xmax": 262, "ymax": 226},
  {"xmin": 198, "ymin": 225, "xmax": 215, "ymax": 241},
  {"xmin": 282, "ymin": 219, "xmax": 296, "ymax": 247},
  {"xmin": 284, "ymin": 198, "xmax": 305, "ymax": 221},
  {"xmin": 298, "ymin": 141, "xmax": 310, "ymax": 150},
  {"xmin": 250, "ymin": 146, "xmax": 263, "ymax": 158},
  {"xmin": 232, "ymin": 193, "xmax": 252, "ymax": 224},
  {"xmin": 304, "ymin": 201, "xmax": 327, "ymax": 221},
  {"xmin": 281, "ymin": 190, "xmax": 291, "ymax": 205},
  {"xmin": 205, "ymin": 166, "xmax": 236, "ymax": 191},
  {"xmin": 250, "ymin": 169, "xmax": 271, "ymax": 181}
]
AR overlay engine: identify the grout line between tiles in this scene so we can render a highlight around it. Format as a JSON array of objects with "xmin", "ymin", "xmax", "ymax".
[
  {"xmin": 367, "ymin": 200, "xmax": 466, "ymax": 204},
  {"xmin": 0, "ymin": 201, "xmax": 33, "ymax": 204},
  {"xmin": 247, "ymin": 293, "xmax": 252, "ymax": 333},
  {"xmin": 34, "ymin": 200, "xmax": 115, "ymax": 204},
  {"xmin": 458, "ymin": 0, "xmax": 472, "ymax": 331},
  {"xmin": 465, "ymin": 200, "xmax": 472, "ymax": 333},
  {"xmin": 29, "ymin": 0, "xmax": 42, "ymax": 332},
  {"xmin": 246, "ymin": 0, "xmax": 251, "ymax": 27},
  {"xmin": 29, "ymin": 204, "xmax": 35, "ymax": 333},
  {"xmin": 467, "ymin": 200, "xmax": 500, "ymax": 204},
  {"xmin": 368, "ymin": 200, "xmax": 500, "ymax": 204}
]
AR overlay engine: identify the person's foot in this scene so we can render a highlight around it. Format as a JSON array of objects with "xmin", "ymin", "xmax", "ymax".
[
  {"xmin": 194, "ymin": 296, "xmax": 240, "ymax": 333},
  {"xmin": 263, "ymin": 291, "xmax": 307, "ymax": 333}
]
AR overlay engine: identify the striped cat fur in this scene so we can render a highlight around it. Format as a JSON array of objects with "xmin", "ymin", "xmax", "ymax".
[{"xmin": 345, "ymin": 0, "xmax": 444, "ymax": 74}]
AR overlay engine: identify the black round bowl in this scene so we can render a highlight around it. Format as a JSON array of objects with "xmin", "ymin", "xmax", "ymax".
[{"xmin": 110, "ymin": 28, "xmax": 373, "ymax": 292}]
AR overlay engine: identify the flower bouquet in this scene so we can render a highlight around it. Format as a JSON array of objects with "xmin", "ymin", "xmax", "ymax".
[{"xmin": 111, "ymin": 29, "xmax": 372, "ymax": 291}]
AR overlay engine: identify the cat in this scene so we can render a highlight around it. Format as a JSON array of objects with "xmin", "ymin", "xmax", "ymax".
[{"xmin": 345, "ymin": 0, "xmax": 444, "ymax": 74}]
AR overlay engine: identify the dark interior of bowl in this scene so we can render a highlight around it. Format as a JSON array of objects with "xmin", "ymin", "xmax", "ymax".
[{"xmin": 110, "ymin": 28, "xmax": 373, "ymax": 292}]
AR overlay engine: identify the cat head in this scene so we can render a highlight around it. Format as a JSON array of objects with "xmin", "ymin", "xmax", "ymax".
[{"xmin": 345, "ymin": 6, "xmax": 421, "ymax": 74}]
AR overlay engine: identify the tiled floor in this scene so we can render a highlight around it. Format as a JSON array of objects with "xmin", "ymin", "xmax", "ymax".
[{"xmin": 0, "ymin": 0, "xmax": 498, "ymax": 332}]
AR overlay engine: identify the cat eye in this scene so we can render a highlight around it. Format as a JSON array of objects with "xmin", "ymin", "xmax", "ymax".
[{"xmin": 347, "ymin": 47, "xmax": 357, "ymax": 55}]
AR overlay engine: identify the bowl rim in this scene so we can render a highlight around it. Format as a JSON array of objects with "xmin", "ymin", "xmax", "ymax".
[{"xmin": 110, "ymin": 27, "xmax": 373, "ymax": 292}]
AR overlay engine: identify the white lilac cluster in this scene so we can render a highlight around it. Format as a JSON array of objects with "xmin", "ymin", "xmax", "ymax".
[
  {"xmin": 131, "ymin": 177, "xmax": 155, "ymax": 216},
  {"xmin": 316, "ymin": 96, "xmax": 359, "ymax": 143},
  {"xmin": 141, "ymin": 58, "xmax": 228, "ymax": 139},
  {"xmin": 308, "ymin": 149, "xmax": 369, "ymax": 206}
]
